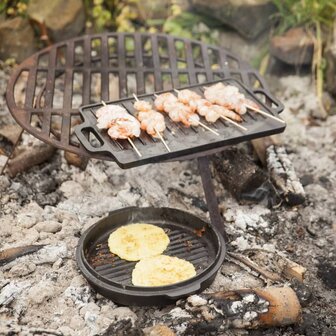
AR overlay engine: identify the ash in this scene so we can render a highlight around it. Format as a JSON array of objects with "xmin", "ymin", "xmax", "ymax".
[{"xmin": 0, "ymin": 65, "xmax": 335, "ymax": 336}]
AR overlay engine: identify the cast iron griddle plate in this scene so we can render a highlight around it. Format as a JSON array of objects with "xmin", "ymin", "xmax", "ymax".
[
  {"xmin": 77, "ymin": 207, "xmax": 225, "ymax": 305},
  {"xmin": 75, "ymin": 78, "xmax": 285, "ymax": 169}
]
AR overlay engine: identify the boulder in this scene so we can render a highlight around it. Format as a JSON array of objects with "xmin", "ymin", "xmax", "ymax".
[
  {"xmin": 270, "ymin": 27, "xmax": 314, "ymax": 65},
  {"xmin": 190, "ymin": 0, "xmax": 276, "ymax": 39},
  {"xmin": 27, "ymin": 0, "xmax": 85, "ymax": 42},
  {"xmin": 0, "ymin": 18, "xmax": 36, "ymax": 62}
]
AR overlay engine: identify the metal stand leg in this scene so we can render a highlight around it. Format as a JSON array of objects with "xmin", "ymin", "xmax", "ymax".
[{"xmin": 198, "ymin": 156, "xmax": 227, "ymax": 241}]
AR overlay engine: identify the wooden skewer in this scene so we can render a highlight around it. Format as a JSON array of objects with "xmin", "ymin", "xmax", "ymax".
[
  {"xmin": 101, "ymin": 100, "xmax": 142, "ymax": 157},
  {"xmin": 245, "ymin": 104, "xmax": 286, "ymax": 124},
  {"xmin": 171, "ymin": 89, "xmax": 220, "ymax": 136},
  {"xmin": 133, "ymin": 94, "xmax": 171, "ymax": 152},
  {"xmin": 127, "ymin": 137, "xmax": 142, "ymax": 157},
  {"xmin": 154, "ymin": 127, "xmax": 171, "ymax": 152},
  {"xmin": 220, "ymin": 116, "xmax": 248, "ymax": 131},
  {"xmin": 174, "ymin": 88, "xmax": 246, "ymax": 132},
  {"xmin": 197, "ymin": 121, "xmax": 219, "ymax": 136},
  {"xmin": 202, "ymin": 86, "xmax": 285, "ymax": 124}
]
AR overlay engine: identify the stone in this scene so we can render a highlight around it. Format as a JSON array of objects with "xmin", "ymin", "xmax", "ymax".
[
  {"xmin": 69, "ymin": 315, "xmax": 85, "ymax": 331},
  {"xmin": 190, "ymin": 0, "xmax": 276, "ymax": 39},
  {"xmin": 27, "ymin": 0, "xmax": 85, "ymax": 42},
  {"xmin": 28, "ymin": 280, "xmax": 54, "ymax": 304},
  {"xmin": 0, "ymin": 175, "xmax": 10, "ymax": 191},
  {"xmin": 59, "ymin": 180, "xmax": 84, "ymax": 198},
  {"xmin": 9, "ymin": 262, "xmax": 37, "ymax": 277},
  {"xmin": 270, "ymin": 27, "xmax": 314, "ymax": 65},
  {"xmin": 58, "ymin": 326, "xmax": 75, "ymax": 336},
  {"xmin": 110, "ymin": 307, "xmax": 138, "ymax": 326},
  {"xmin": 79, "ymin": 302, "xmax": 100, "ymax": 317},
  {"xmin": 35, "ymin": 220, "xmax": 62, "ymax": 233},
  {"xmin": 0, "ymin": 18, "xmax": 36, "ymax": 62}
]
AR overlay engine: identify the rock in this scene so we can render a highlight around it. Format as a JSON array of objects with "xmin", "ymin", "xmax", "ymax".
[
  {"xmin": 0, "ymin": 175, "xmax": 10, "ymax": 191},
  {"xmin": 35, "ymin": 220, "xmax": 62, "ymax": 233},
  {"xmin": 80, "ymin": 302, "xmax": 100, "ymax": 317},
  {"xmin": 110, "ymin": 307, "xmax": 138, "ymax": 326},
  {"xmin": 190, "ymin": 0, "xmax": 276, "ymax": 39},
  {"xmin": 0, "ymin": 18, "xmax": 36, "ymax": 62},
  {"xmin": 9, "ymin": 262, "xmax": 36, "ymax": 277},
  {"xmin": 70, "ymin": 315, "xmax": 85, "ymax": 331},
  {"xmin": 58, "ymin": 326, "xmax": 75, "ymax": 336},
  {"xmin": 28, "ymin": 280, "xmax": 54, "ymax": 304},
  {"xmin": 0, "ymin": 216, "xmax": 13, "ymax": 237},
  {"xmin": 60, "ymin": 180, "xmax": 84, "ymax": 198},
  {"xmin": 270, "ymin": 27, "xmax": 314, "ymax": 65},
  {"xmin": 27, "ymin": 0, "xmax": 85, "ymax": 42}
]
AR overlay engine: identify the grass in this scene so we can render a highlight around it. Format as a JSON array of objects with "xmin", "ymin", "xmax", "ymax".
[{"xmin": 271, "ymin": 0, "xmax": 336, "ymax": 116}]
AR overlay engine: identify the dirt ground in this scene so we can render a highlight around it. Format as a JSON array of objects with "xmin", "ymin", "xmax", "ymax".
[{"xmin": 0, "ymin": 62, "xmax": 335, "ymax": 335}]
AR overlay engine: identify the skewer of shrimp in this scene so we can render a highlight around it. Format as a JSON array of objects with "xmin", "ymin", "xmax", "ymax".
[
  {"xmin": 203, "ymin": 84, "xmax": 285, "ymax": 124},
  {"xmin": 173, "ymin": 89, "xmax": 247, "ymax": 132},
  {"xmin": 153, "ymin": 93, "xmax": 219, "ymax": 136},
  {"xmin": 132, "ymin": 94, "xmax": 171, "ymax": 152},
  {"xmin": 99, "ymin": 101, "xmax": 142, "ymax": 157}
]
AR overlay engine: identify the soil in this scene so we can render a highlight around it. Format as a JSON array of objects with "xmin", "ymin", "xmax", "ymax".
[{"xmin": 0, "ymin": 62, "xmax": 335, "ymax": 335}]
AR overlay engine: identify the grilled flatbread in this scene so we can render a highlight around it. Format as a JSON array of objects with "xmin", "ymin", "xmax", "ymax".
[
  {"xmin": 132, "ymin": 255, "xmax": 196, "ymax": 286},
  {"xmin": 108, "ymin": 223, "xmax": 169, "ymax": 261}
]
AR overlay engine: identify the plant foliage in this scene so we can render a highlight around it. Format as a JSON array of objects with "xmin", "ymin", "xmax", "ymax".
[{"xmin": 272, "ymin": 0, "xmax": 336, "ymax": 33}]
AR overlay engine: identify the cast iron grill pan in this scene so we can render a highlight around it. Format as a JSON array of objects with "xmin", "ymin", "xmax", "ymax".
[
  {"xmin": 76, "ymin": 207, "xmax": 226, "ymax": 306},
  {"xmin": 75, "ymin": 78, "xmax": 285, "ymax": 169}
]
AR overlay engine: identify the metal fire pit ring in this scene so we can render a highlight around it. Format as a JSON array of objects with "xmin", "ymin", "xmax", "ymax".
[{"xmin": 76, "ymin": 207, "xmax": 226, "ymax": 306}]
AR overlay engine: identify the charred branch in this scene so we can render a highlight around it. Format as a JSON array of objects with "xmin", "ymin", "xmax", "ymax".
[
  {"xmin": 7, "ymin": 143, "xmax": 56, "ymax": 177},
  {"xmin": 64, "ymin": 151, "xmax": 89, "ymax": 170},
  {"xmin": 212, "ymin": 147, "xmax": 274, "ymax": 203},
  {"xmin": 0, "ymin": 245, "xmax": 45, "ymax": 266},
  {"xmin": 266, "ymin": 145, "xmax": 305, "ymax": 205}
]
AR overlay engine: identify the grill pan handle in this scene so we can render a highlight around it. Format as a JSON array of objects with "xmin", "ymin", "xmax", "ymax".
[
  {"xmin": 74, "ymin": 124, "xmax": 111, "ymax": 155},
  {"xmin": 252, "ymin": 88, "xmax": 285, "ymax": 115}
]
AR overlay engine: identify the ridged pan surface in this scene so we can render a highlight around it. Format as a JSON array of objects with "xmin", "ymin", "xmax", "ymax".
[
  {"xmin": 77, "ymin": 207, "xmax": 225, "ymax": 306},
  {"xmin": 75, "ymin": 78, "xmax": 285, "ymax": 169}
]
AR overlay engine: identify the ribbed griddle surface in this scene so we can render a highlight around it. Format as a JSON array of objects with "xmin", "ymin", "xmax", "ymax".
[
  {"xmin": 86, "ymin": 223, "xmax": 214, "ymax": 287},
  {"xmin": 75, "ymin": 78, "xmax": 285, "ymax": 168}
]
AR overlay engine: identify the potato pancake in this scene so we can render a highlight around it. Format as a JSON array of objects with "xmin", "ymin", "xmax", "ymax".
[
  {"xmin": 132, "ymin": 255, "xmax": 196, "ymax": 286},
  {"xmin": 108, "ymin": 223, "xmax": 169, "ymax": 261}
]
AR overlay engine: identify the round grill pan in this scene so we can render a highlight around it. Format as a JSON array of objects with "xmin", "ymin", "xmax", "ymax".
[{"xmin": 76, "ymin": 207, "xmax": 226, "ymax": 306}]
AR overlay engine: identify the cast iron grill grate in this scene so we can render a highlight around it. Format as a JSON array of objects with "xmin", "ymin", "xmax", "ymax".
[{"xmin": 6, "ymin": 33, "xmax": 278, "ymax": 161}]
